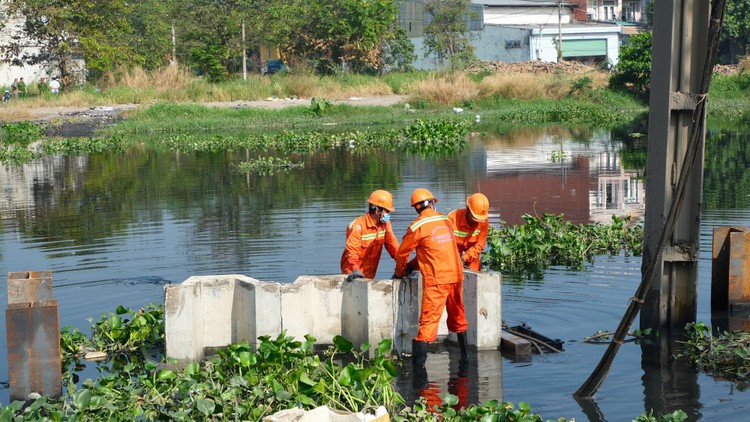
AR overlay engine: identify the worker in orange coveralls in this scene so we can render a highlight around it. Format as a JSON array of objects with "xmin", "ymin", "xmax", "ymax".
[
  {"xmin": 448, "ymin": 193, "xmax": 490, "ymax": 271},
  {"xmin": 394, "ymin": 188, "xmax": 469, "ymax": 373},
  {"xmin": 340, "ymin": 190, "xmax": 399, "ymax": 282}
]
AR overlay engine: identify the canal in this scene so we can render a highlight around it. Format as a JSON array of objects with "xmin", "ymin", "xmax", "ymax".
[{"xmin": 1, "ymin": 122, "xmax": 749, "ymax": 420}]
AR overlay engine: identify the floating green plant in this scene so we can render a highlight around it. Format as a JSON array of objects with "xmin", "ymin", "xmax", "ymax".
[
  {"xmin": 157, "ymin": 118, "xmax": 470, "ymax": 156},
  {"xmin": 0, "ymin": 122, "xmax": 43, "ymax": 147},
  {"xmin": 43, "ymin": 135, "xmax": 126, "ymax": 156},
  {"xmin": 483, "ymin": 214, "xmax": 643, "ymax": 280},
  {"xmin": 679, "ymin": 322, "xmax": 750, "ymax": 388},
  {"xmin": 5, "ymin": 304, "xmax": 684, "ymax": 421},
  {"xmin": 232, "ymin": 157, "xmax": 304, "ymax": 176},
  {"xmin": 0, "ymin": 122, "xmax": 45, "ymax": 164}
]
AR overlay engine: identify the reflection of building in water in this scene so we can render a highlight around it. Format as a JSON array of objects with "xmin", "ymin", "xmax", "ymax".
[
  {"xmin": 590, "ymin": 147, "xmax": 644, "ymax": 225},
  {"xmin": 0, "ymin": 157, "xmax": 86, "ymax": 224},
  {"xmin": 476, "ymin": 131, "xmax": 644, "ymax": 226}
]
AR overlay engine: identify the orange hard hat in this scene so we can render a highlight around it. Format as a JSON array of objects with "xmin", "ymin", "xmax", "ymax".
[
  {"xmin": 368, "ymin": 189, "xmax": 395, "ymax": 212},
  {"xmin": 466, "ymin": 193, "xmax": 489, "ymax": 222},
  {"xmin": 410, "ymin": 188, "xmax": 437, "ymax": 207}
]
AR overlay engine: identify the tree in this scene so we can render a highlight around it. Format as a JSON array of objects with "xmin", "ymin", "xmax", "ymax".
[
  {"xmin": 124, "ymin": 0, "xmax": 175, "ymax": 70},
  {"xmin": 0, "ymin": 0, "xmax": 137, "ymax": 86},
  {"xmin": 423, "ymin": 0, "xmax": 476, "ymax": 70},
  {"xmin": 723, "ymin": 0, "xmax": 750, "ymax": 56},
  {"xmin": 609, "ymin": 31, "xmax": 653, "ymax": 100},
  {"xmin": 262, "ymin": 0, "xmax": 405, "ymax": 74}
]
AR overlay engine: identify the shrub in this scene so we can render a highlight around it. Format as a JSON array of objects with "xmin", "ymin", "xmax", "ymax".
[{"xmin": 609, "ymin": 32, "xmax": 653, "ymax": 100}]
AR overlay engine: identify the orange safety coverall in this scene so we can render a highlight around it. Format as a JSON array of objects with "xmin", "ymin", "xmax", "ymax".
[
  {"xmin": 340, "ymin": 212, "xmax": 399, "ymax": 279},
  {"xmin": 448, "ymin": 208, "xmax": 489, "ymax": 271},
  {"xmin": 395, "ymin": 208, "xmax": 468, "ymax": 342}
]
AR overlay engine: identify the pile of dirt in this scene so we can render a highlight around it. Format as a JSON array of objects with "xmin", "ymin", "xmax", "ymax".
[
  {"xmin": 713, "ymin": 64, "xmax": 740, "ymax": 75},
  {"xmin": 467, "ymin": 60, "xmax": 599, "ymax": 74},
  {"xmin": 468, "ymin": 60, "xmax": 742, "ymax": 76}
]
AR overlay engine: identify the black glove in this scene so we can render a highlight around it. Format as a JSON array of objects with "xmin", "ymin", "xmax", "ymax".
[
  {"xmin": 405, "ymin": 261, "xmax": 416, "ymax": 276},
  {"xmin": 346, "ymin": 269, "xmax": 364, "ymax": 282}
]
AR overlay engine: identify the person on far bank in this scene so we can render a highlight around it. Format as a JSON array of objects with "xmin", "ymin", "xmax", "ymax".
[
  {"xmin": 340, "ymin": 190, "xmax": 399, "ymax": 282},
  {"xmin": 448, "ymin": 193, "xmax": 490, "ymax": 271},
  {"xmin": 38, "ymin": 77, "xmax": 49, "ymax": 96},
  {"xmin": 49, "ymin": 78, "xmax": 61, "ymax": 94},
  {"xmin": 394, "ymin": 188, "xmax": 469, "ymax": 374},
  {"xmin": 10, "ymin": 78, "xmax": 18, "ymax": 98},
  {"xmin": 17, "ymin": 78, "xmax": 26, "ymax": 98}
]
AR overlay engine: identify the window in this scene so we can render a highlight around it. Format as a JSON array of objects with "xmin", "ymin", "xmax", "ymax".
[{"xmin": 505, "ymin": 40, "xmax": 521, "ymax": 49}]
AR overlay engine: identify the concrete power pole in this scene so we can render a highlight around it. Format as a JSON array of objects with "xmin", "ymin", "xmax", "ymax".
[
  {"xmin": 557, "ymin": 1, "xmax": 563, "ymax": 62},
  {"xmin": 641, "ymin": 0, "xmax": 709, "ymax": 330}
]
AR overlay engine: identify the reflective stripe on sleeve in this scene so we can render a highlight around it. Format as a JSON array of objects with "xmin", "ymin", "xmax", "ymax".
[{"xmin": 410, "ymin": 215, "xmax": 449, "ymax": 231}]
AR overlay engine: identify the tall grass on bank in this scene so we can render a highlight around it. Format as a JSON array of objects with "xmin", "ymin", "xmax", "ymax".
[{"xmin": 4, "ymin": 65, "xmax": 749, "ymax": 128}]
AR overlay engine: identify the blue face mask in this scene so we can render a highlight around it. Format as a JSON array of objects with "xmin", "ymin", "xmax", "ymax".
[{"xmin": 380, "ymin": 212, "xmax": 391, "ymax": 223}]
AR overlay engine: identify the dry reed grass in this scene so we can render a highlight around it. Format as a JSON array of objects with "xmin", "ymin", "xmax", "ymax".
[
  {"xmin": 101, "ymin": 65, "xmax": 192, "ymax": 90},
  {"xmin": 740, "ymin": 56, "xmax": 750, "ymax": 74},
  {"xmin": 0, "ymin": 107, "xmax": 38, "ymax": 122},
  {"xmin": 409, "ymin": 72, "xmax": 480, "ymax": 105}
]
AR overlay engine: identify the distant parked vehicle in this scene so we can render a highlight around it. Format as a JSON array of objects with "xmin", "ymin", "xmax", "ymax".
[{"xmin": 262, "ymin": 59, "xmax": 286, "ymax": 75}]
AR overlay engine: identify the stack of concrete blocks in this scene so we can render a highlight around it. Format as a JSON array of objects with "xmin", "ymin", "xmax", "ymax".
[
  {"xmin": 164, "ymin": 271, "xmax": 502, "ymax": 366},
  {"xmin": 6, "ymin": 271, "xmax": 62, "ymax": 400}
]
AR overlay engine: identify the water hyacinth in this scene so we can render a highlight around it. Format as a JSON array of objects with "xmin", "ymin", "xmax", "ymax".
[{"xmin": 483, "ymin": 213, "xmax": 643, "ymax": 281}]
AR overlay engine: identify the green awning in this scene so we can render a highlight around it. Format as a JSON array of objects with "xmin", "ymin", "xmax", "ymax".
[{"xmin": 562, "ymin": 39, "xmax": 607, "ymax": 57}]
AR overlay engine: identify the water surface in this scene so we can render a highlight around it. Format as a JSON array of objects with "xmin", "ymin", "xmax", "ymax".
[{"xmin": 1, "ymin": 125, "xmax": 749, "ymax": 420}]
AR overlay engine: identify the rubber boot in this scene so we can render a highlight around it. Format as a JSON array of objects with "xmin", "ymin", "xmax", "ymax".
[
  {"xmin": 412, "ymin": 339, "xmax": 428, "ymax": 375},
  {"xmin": 457, "ymin": 331, "xmax": 469, "ymax": 362}
]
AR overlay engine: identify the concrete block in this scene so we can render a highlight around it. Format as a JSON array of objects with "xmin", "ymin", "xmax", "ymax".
[
  {"xmin": 165, "ymin": 282, "xmax": 202, "ymax": 364},
  {"xmin": 164, "ymin": 274, "xmax": 270, "ymax": 366},
  {"xmin": 163, "ymin": 270, "xmax": 503, "ymax": 364},
  {"xmin": 282, "ymin": 275, "xmax": 344, "ymax": 344},
  {"xmin": 439, "ymin": 270, "xmax": 503, "ymax": 350},
  {"xmin": 468, "ymin": 270, "xmax": 502, "ymax": 350},
  {"xmin": 342, "ymin": 279, "xmax": 395, "ymax": 354},
  {"xmin": 248, "ymin": 281, "xmax": 282, "ymax": 344},
  {"xmin": 8, "ymin": 271, "xmax": 54, "ymax": 304},
  {"xmin": 394, "ymin": 275, "xmax": 421, "ymax": 354}
]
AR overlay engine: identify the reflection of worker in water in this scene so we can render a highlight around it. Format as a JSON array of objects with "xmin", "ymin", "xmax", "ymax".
[
  {"xmin": 448, "ymin": 193, "xmax": 490, "ymax": 271},
  {"xmin": 395, "ymin": 188, "xmax": 469, "ymax": 374},
  {"xmin": 415, "ymin": 354, "xmax": 470, "ymax": 412},
  {"xmin": 340, "ymin": 190, "xmax": 399, "ymax": 282},
  {"xmin": 448, "ymin": 355, "xmax": 469, "ymax": 410}
]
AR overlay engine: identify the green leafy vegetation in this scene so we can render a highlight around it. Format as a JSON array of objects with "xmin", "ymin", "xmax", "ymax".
[
  {"xmin": 3, "ymin": 304, "xmax": 687, "ymax": 421},
  {"xmin": 483, "ymin": 214, "xmax": 644, "ymax": 280},
  {"xmin": 0, "ymin": 121, "xmax": 44, "ymax": 147},
  {"xmin": 424, "ymin": 0, "xmax": 476, "ymax": 70},
  {"xmin": 0, "ymin": 122, "xmax": 45, "ymax": 164},
  {"xmin": 633, "ymin": 409, "xmax": 688, "ymax": 422},
  {"xmin": 154, "ymin": 118, "xmax": 470, "ymax": 156},
  {"xmin": 233, "ymin": 157, "xmax": 304, "ymax": 176},
  {"xmin": 609, "ymin": 32, "xmax": 653, "ymax": 100},
  {"xmin": 679, "ymin": 322, "xmax": 750, "ymax": 388}
]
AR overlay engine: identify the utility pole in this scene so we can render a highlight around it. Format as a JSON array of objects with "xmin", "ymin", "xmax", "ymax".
[
  {"xmin": 171, "ymin": 23, "xmax": 177, "ymax": 66},
  {"xmin": 557, "ymin": 1, "xmax": 563, "ymax": 62},
  {"xmin": 242, "ymin": 19, "xmax": 247, "ymax": 80}
]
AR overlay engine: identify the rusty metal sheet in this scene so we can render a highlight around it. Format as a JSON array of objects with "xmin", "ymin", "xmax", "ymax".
[
  {"xmin": 728, "ymin": 232, "xmax": 750, "ymax": 306},
  {"xmin": 7, "ymin": 271, "xmax": 54, "ymax": 304},
  {"xmin": 6, "ymin": 300, "xmax": 62, "ymax": 400},
  {"xmin": 712, "ymin": 227, "xmax": 748, "ymax": 312}
]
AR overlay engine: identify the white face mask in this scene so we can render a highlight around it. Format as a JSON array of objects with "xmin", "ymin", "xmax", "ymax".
[{"xmin": 380, "ymin": 212, "xmax": 391, "ymax": 223}]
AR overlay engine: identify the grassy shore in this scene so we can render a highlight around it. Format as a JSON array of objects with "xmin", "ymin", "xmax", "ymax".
[{"xmin": 2, "ymin": 64, "xmax": 749, "ymax": 133}]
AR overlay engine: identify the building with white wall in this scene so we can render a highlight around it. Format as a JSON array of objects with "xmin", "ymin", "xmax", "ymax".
[{"xmin": 401, "ymin": 0, "xmax": 622, "ymax": 70}]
